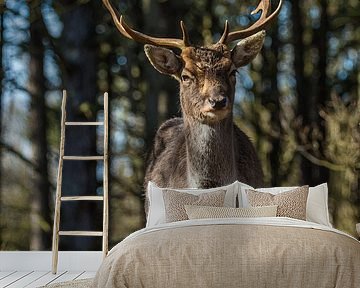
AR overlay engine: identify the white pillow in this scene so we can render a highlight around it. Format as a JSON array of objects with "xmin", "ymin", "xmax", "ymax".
[
  {"xmin": 238, "ymin": 182, "xmax": 331, "ymax": 227},
  {"xmin": 146, "ymin": 181, "xmax": 238, "ymax": 227}
]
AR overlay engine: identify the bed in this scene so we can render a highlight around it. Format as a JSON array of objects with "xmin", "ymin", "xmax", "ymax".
[{"xmin": 92, "ymin": 182, "xmax": 360, "ymax": 288}]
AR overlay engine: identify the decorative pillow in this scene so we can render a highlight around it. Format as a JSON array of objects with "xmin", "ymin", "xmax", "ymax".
[
  {"xmin": 146, "ymin": 181, "xmax": 239, "ymax": 227},
  {"xmin": 162, "ymin": 189, "xmax": 226, "ymax": 223},
  {"xmin": 237, "ymin": 182, "xmax": 331, "ymax": 227},
  {"xmin": 184, "ymin": 205, "xmax": 278, "ymax": 219},
  {"xmin": 245, "ymin": 186, "xmax": 309, "ymax": 220}
]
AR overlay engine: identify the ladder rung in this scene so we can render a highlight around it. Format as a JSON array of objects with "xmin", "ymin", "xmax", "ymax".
[
  {"xmin": 63, "ymin": 156, "xmax": 104, "ymax": 160},
  {"xmin": 61, "ymin": 196, "xmax": 103, "ymax": 201},
  {"xmin": 65, "ymin": 122, "xmax": 104, "ymax": 126},
  {"xmin": 59, "ymin": 231, "xmax": 103, "ymax": 236}
]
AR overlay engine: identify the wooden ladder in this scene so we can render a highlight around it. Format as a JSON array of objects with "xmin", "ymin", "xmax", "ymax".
[{"xmin": 52, "ymin": 90, "xmax": 109, "ymax": 274}]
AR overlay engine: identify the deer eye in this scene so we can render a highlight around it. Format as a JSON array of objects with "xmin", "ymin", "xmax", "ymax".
[{"xmin": 181, "ymin": 75, "xmax": 192, "ymax": 82}]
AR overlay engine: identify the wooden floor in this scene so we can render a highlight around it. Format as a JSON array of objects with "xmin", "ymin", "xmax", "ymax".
[
  {"xmin": 0, "ymin": 270, "xmax": 95, "ymax": 287},
  {"xmin": 0, "ymin": 251, "xmax": 102, "ymax": 288}
]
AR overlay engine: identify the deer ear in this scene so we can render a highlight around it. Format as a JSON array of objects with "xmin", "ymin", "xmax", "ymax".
[
  {"xmin": 144, "ymin": 45, "xmax": 182, "ymax": 75},
  {"xmin": 231, "ymin": 30, "xmax": 266, "ymax": 68}
]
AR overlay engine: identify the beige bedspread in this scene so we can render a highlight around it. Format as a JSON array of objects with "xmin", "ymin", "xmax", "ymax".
[{"xmin": 92, "ymin": 219, "xmax": 360, "ymax": 288}]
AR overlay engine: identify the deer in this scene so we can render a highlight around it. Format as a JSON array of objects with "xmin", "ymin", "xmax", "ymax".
[{"xmin": 103, "ymin": 0, "xmax": 282, "ymax": 213}]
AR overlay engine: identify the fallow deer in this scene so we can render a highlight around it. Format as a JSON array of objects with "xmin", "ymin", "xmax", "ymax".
[{"xmin": 103, "ymin": 0, "xmax": 282, "ymax": 212}]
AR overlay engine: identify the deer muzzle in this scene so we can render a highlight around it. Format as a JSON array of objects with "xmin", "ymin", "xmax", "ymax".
[
  {"xmin": 200, "ymin": 94, "xmax": 231, "ymax": 123},
  {"xmin": 208, "ymin": 97, "xmax": 227, "ymax": 109}
]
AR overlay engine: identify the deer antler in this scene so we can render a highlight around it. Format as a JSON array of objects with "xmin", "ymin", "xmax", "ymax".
[
  {"xmin": 103, "ymin": 0, "xmax": 282, "ymax": 48},
  {"xmin": 102, "ymin": 0, "xmax": 190, "ymax": 49},
  {"xmin": 102, "ymin": 0, "xmax": 131, "ymax": 39},
  {"xmin": 218, "ymin": 0, "xmax": 283, "ymax": 45}
]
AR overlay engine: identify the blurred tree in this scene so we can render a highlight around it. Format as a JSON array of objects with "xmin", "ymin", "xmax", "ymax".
[
  {"xmin": 0, "ymin": 0, "xmax": 35, "ymax": 249},
  {"xmin": 291, "ymin": 0, "xmax": 316, "ymax": 186},
  {"xmin": 0, "ymin": 0, "xmax": 359, "ymax": 250},
  {"xmin": 101, "ymin": 0, "xmax": 147, "ymax": 245},
  {"xmin": 0, "ymin": 1, "xmax": 4, "ymax": 246},
  {"xmin": 320, "ymin": 97, "xmax": 359, "ymax": 232},
  {"xmin": 28, "ymin": 0, "xmax": 51, "ymax": 250},
  {"xmin": 57, "ymin": 0, "xmax": 101, "ymax": 250},
  {"xmin": 258, "ymin": 0, "xmax": 282, "ymax": 186},
  {"xmin": 315, "ymin": 0, "xmax": 330, "ymax": 183}
]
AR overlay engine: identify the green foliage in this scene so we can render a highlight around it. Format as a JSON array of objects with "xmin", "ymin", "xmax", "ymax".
[{"xmin": 321, "ymin": 97, "xmax": 359, "ymax": 234}]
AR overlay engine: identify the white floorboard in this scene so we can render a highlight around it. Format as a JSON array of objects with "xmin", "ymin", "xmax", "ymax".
[
  {"xmin": 0, "ymin": 271, "xmax": 96, "ymax": 288},
  {"xmin": 22, "ymin": 271, "xmax": 67, "ymax": 288},
  {"xmin": 0, "ymin": 272, "xmax": 16, "ymax": 281},
  {"xmin": 48, "ymin": 271, "xmax": 84, "ymax": 284},
  {"xmin": 75, "ymin": 271, "xmax": 96, "ymax": 280},
  {"xmin": 6, "ymin": 271, "xmax": 49, "ymax": 288},
  {"xmin": 0, "ymin": 271, "xmax": 33, "ymax": 287},
  {"xmin": 0, "ymin": 251, "xmax": 102, "ymax": 271},
  {"xmin": 0, "ymin": 251, "xmax": 99, "ymax": 287}
]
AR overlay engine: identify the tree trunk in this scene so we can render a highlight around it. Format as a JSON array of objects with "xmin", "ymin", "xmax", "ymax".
[
  {"xmin": 158, "ymin": 1, "xmax": 184, "ymax": 120},
  {"xmin": 0, "ymin": 4, "xmax": 4, "ymax": 245},
  {"xmin": 142, "ymin": 1, "xmax": 160, "ymax": 151},
  {"xmin": 260, "ymin": 10, "xmax": 281, "ymax": 186},
  {"xmin": 28, "ymin": 1, "xmax": 51, "ymax": 250},
  {"xmin": 59, "ymin": 1, "xmax": 99, "ymax": 250},
  {"xmin": 314, "ymin": 0, "xmax": 329, "ymax": 184},
  {"xmin": 292, "ymin": 0, "xmax": 315, "ymax": 185}
]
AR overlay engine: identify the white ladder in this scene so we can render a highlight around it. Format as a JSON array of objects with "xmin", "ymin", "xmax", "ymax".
[{"xmin": 52, "ymin": 90, "xmax": 109, "ymax": 274}]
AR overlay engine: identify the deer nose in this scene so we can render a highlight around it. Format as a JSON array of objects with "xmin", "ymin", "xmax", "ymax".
[{"xmin": 208, "ymin": 97, "xmax": 227, "ymax": 109}]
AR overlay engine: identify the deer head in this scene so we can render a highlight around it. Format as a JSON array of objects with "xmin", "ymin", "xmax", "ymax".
[{"xmin": 103, "ymin": 0, "xmax": 282, "ymax": 124}]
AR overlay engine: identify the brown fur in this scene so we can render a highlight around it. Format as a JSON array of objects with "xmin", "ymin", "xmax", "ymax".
[{"xmin": 144, "ymin": 43, "xmax": 264, "ymax": 214}]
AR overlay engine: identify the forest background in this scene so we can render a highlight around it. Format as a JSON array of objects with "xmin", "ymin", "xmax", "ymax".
[{"xmin": 0, "ymin": 0, "xmax": 359, "ymax": 251}]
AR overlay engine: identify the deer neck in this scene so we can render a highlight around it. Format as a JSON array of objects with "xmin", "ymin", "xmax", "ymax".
[{"xmin": 184, "ymin": 116, "xmax": 236, "ymax": 188}]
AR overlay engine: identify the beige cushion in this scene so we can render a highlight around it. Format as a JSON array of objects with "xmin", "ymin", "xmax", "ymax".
[
  {"xmin": 238, "ymin": 182, "xmax": 331, "ymax": 227},
  {"xmin": 245, "ymin": 186, "xmax": 309, "ymax": 220},
  {"xmin": 162, "ymin": 189, "xmax": 226, "ymax": 223},
  {"xmin": 185, "ymin": 205, "xmax": 278, "ymax": 219},
  {"xmin": 146, "ymin": 181, "xmax": 238, "ymax": 227}
]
